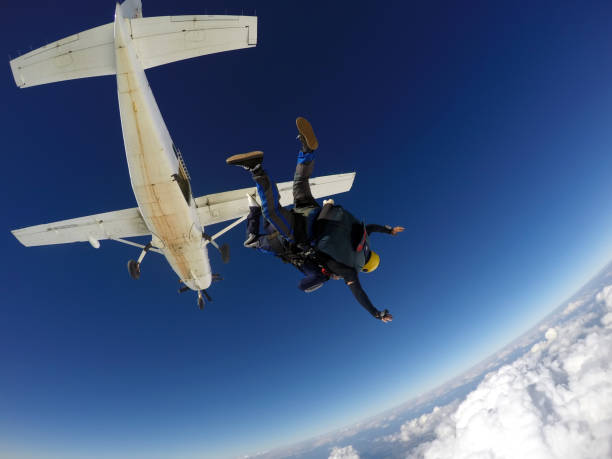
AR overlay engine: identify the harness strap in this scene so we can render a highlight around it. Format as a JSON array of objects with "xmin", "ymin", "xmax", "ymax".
[{"xmin": 356, "ymin": 224, "xmax": 367, "ymax": 252}]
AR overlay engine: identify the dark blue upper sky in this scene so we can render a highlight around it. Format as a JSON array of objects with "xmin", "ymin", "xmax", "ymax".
[{"xmin": 2, "ymin": 1, "xmax": 612, "ymax": 457}]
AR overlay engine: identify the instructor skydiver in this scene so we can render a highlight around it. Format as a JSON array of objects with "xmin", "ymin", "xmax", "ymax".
[{"xmin": 226, "ymin": 117, "xmax": 403, "ymax": 322}]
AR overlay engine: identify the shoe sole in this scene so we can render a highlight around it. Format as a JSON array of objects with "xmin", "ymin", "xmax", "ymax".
[
  {"xmin": 226, "ymin": 150, "xmax": 264, "ymax": 165},
  {"xmin": 296, "ymin": 117, "xmax": 319, "ymax": 151}
]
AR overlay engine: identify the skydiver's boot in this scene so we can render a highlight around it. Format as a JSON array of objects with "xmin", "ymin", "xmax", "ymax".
[
  {"xmin": 296, "ymin": 117, "xmax": 318, "ymax": 153},
  {"xmin": 226, "ymin": 150, "xmax": 264, "ymax": 172}
]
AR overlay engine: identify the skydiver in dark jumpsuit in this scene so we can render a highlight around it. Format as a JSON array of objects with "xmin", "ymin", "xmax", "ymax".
[{"xmin": 227, "ymin": 117, "xmax": 403, "ymax": 322}]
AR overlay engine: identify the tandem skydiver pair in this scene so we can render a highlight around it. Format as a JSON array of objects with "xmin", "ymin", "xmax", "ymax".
[{"xmin": 226, "ymin": 117, "xmax": 404, "ymax": 322}]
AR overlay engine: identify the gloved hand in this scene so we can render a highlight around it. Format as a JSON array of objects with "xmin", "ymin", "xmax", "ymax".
[
  {"xmin": 377, "ymin": 309, "xmax": 393, "ymax": 323},
  {"xmin": 323, "ymin": 198, "xmax": 335, "ymax": 206}
]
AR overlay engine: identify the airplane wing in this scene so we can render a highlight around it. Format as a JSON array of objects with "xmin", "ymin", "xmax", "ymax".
[
  {"xmin": 12, "ymin": 207, "xmax": 150, "ymax": 247},
  {"xmin": 11, "ymin": 172, "xmax": 355, "ymax": 247},
  {"xmin": 196, "ymin": 172, "xmax": 356, "ymax": 226}
]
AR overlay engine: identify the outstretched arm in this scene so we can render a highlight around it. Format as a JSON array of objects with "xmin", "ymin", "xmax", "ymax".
[
  {"xmin": 324, "ymin": 258, "xmax": 392, "ymax": 322},
  {"xmin": 366, "ymin": 224, "xmax": 405, "ymax": 236},
  {"xmin": 346, "ymin": 276, "xmax": 378, "ymax": 317},
  {"xmin": 347, "ymin": 277, "xmax": 392, "ymax": 321}
]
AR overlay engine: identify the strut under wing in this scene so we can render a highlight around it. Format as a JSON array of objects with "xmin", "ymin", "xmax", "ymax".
[
  {"xmin": 195, "ymin": 172, "xmax": 356, "ymax": 226},
  {"xmin": 12, "ymin": 208, "xmax": 150, "ymax": 247}
]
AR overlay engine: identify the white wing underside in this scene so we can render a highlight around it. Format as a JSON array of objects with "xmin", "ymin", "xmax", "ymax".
[
  {"xmin": 10, "ymin": 15, "xmax": 257, "ymax": 88},
  {"xmin": 12, "ymin": 207, "xmax": 149, "ymax": 247},
  {"xmin": 12, "ymin": 173, "xmax": 355, "ymax": 247}
]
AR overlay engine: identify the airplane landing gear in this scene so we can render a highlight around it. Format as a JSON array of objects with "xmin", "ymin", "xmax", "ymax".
[
  {"xmin": 179, "ymin": 280, "xmax": 215, "ymax": 310},
  {"xmin": 203, "ymin": 232, "xmax": 230, "ymax": 264},
  {"xmin": 127, "ymin": 242, "xmax": 152, "ymax": 280},
  {"xmin": 127, "ymin": 259, "xmax": 140, "ymax": 279},
  {"xmin": 196, "ymin": 290, "xmax": 212, "ymax": 310}
]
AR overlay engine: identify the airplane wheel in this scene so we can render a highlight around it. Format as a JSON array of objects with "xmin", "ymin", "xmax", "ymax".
[
  {"xmin": 127, "ymin": 260, "xmax": 140, "ymax": 280},
  {"xmin": 198, "ymin": 296, "xmax": 205, "ymax": 310}
]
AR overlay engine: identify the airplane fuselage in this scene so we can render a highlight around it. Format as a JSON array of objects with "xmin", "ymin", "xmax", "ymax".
[{"xmin": 114, "ymin": 7, "xmax": 211, "ymax": 291}]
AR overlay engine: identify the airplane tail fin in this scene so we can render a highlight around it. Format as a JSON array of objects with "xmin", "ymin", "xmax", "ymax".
[{"xmin": 10, "ymin": 0, "xmax": 256, "ymax": 88}]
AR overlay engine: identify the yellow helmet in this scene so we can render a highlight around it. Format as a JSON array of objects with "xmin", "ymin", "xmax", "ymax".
[{"xmin": 362, "ymin": 251, "xmax": 380, "ymax": 273}]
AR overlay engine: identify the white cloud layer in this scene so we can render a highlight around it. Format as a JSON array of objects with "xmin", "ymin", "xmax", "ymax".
[
  {"xmin": 328, "ymin": 445, "xmax": 359, "ymax": 459},
  {"xmin": 392, "ymin": 284, "xmax": 612, "ymax": 459},
  {"xmin": 562, "ymin": 299, "xmax": 584, "ymax": 315},
  {"xmin": 250, "ymin": 276, "xmax": 612, "ymax": 459},
  {"xmin": 382, "ymin": 402, "xmax": 459, "ymax": 443},
  {"xmin": 596, "ymin": 285, "xmax": 612, "ymax": 308}
]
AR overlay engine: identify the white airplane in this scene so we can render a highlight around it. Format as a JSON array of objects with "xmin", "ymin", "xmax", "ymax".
[{"xmin": 9, "ymin": 0, "xmax": 355, "ymax": 309}]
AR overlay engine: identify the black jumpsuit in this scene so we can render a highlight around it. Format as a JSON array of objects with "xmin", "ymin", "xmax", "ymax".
[{"xmin": 320, "ymin": 224, "xmax": 393, "ymax": 319}]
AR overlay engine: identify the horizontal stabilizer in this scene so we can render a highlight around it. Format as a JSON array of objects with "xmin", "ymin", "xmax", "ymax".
[
  {"xmin": 131, "ymin": 15, "xmax": 257, "ymax": 70},
  {"xmin": 12, "ymin": 207, "xmax": 149, "ymax": 247},
  {"xmin": 196, "ymin": 172, "xmax": 356, "ymax": 226},
  {"xmin": 10, "ymin": 15, "xmax": 257, "ymax": 88},
  {"xmin": 10, "ymin": 23, "xmax": 115, "ymax": 88}
]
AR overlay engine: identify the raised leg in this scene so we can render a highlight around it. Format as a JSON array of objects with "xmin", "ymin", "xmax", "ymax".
[
  {"xmin": 293, "ymin": 152, "xmax": 318, "ymax": 209},
  {"xmin": 294, "ymin": 117, "xmax": 319, "ymax": 209},
  {"xmin": 227, "ymin": 150, "xmax": 295, "ymax": 239},
  {"xmin": 252, "ymin": 168, "xmax": 294, "ymax": 239},
  {"xmin": 246, "ymin": 205, "xmax": 262, "ymax": 238}
]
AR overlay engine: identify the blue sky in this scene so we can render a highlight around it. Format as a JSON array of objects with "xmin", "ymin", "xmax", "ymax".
[{"xmin": 3, "ymin": 1, "xmax": 612, "ymax": 457}]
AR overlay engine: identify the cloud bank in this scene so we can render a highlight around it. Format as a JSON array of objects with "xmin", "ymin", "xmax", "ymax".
[
  {"xmin": 249, "ymin": 274, "xmax": 612, "ymax": 459},
  {"xmin": 328, "ymin": 445, "xmax": 359, "ymax": 459},
  {"xmin": 387, "ymin": 284, "xmax": 612, "ymax": 459},
  {"xmin": 382, "ymin": 401, "xmax": 459, "ymax": 444}
]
